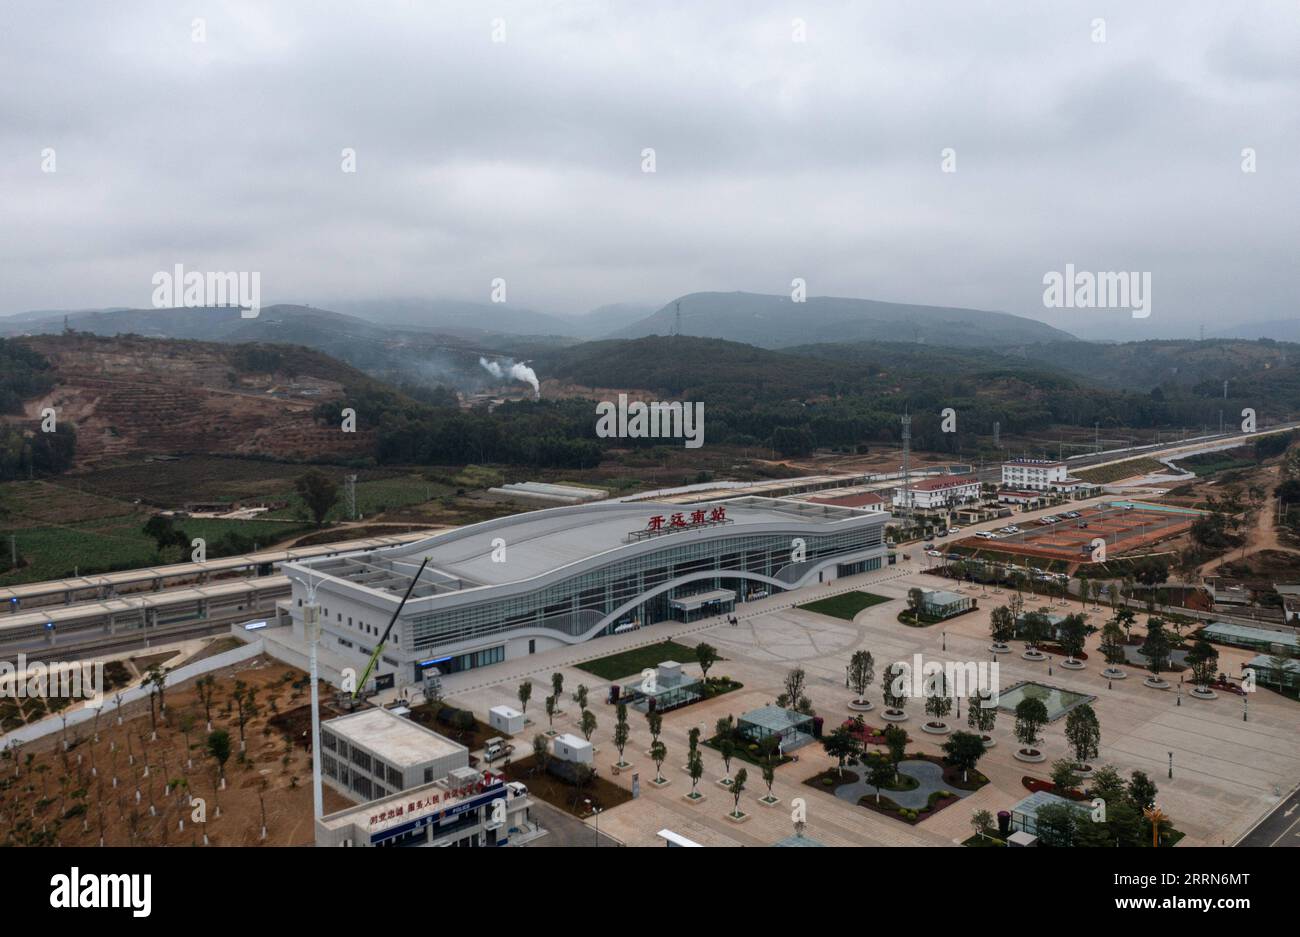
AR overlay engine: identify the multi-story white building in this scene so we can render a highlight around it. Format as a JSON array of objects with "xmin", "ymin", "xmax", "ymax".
[
  {"xmin": 281, "ymin": 495, "xmax": 890, "ymax": 692},
  {"xmin": 320, "ymin": 708, "xmax": 469, "ymax": 802},
  {"xmin": 1001, "ymin": 459, "xmax": 1067, "ymax": 491},
  {"xmin": 893, "ymin": 475, "xmax": 981, "ymax": 511}
]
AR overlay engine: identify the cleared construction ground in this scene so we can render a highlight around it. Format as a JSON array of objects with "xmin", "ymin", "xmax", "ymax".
[{"xmin": 953, "ymin": 501, "xmax": 1202, "ymax": 564}]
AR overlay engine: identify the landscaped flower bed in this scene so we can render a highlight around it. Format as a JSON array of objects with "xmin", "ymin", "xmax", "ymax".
[
  {"xmin": 1021, "ymin": 775, "xmax": 1087, "ymax": 800},
  {"xmin": 839, "ymin": 719, "xmax": 910, "ymax": 746}
]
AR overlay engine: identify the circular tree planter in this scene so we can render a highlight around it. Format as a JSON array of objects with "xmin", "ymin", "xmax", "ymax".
[
  {"xmin": 1073, "ymin": 764, "xmax": 1095, "ymax": 779},
  {"xmin": 989, "ymin": 643, "xmax": 1011, "ymax": 655},
  {"xmin": 682, "ymin": 791, "xmax": 706, "ymax": 805},
  {"xmin": 921, "ymin": 721, "xmax": 952, "ymax": 735},
  {"xmin": 881, "ymin": 709, "xmax": 909, "ymax": 723},
  {"xmin": 1060, "ymin": 658, "xmax": 1086, "ymax": 671},
  {"xmin": 979, "ymin": 734, "xmax": 996, "ymax": 749},
  {"xmin": 1014, "ymin": 747, "xmax": 1047, "ymax": 763},
  {"xmin": 1143, "ymin": 676, "xmax": 1171, "ymax": 690},
  {"xmin": 1022, "ymin": 649, "xmax": 1047, "ymax": 662},
  {"xmin": 1189, "ymin": 686, "xmax": 1218, "ymax": 700},
  {"xmin": 848, "ymin": 698, "xmax": 875, "ymax": 712},
  {"xmin": 1101, "ymin": 667, "xmax": 1127, "ymax": 680}
]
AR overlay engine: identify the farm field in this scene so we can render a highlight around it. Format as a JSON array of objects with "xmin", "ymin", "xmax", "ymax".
[{"xmin": 1, "ymin": 513, "xmax": 309, "ymax": 585}]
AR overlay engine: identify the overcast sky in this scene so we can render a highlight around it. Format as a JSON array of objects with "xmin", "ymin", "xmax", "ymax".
[{"xmin": 2, "ymin": 1, "xmax": 1297, "ymax": 339}]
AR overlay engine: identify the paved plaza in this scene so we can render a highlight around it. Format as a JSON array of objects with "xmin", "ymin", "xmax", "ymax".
[{"xmin": 436, "ymin": 560, "xmax": 1300, "ymax": 848}]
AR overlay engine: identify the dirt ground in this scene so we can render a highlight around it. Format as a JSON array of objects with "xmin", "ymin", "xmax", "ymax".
[{"xmin": 0, "ymin": 655, "xmax": 353, "ymax": 846}]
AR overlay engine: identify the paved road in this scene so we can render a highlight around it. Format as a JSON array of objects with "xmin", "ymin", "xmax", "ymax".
[
  {"xmin": 522, "ymin": 798, "xmax": 623, "ymax": 848},
  {"xmin": 1237, "ymin": 786, "xmax": 1300, "ymax": 847}
]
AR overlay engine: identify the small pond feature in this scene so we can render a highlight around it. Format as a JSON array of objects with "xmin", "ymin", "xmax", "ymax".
[{"xmin": 996, "ymin": 680, "xmax": 1096, "ymax": 722}]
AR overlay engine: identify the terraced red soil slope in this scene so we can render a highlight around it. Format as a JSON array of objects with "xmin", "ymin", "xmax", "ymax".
[{"xmin": 13, "ymin": 333, "xmax": 375, "ymax": 466}]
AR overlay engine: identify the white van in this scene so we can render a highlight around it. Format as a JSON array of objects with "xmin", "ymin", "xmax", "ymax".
[{"xmin": 975, "ymin": 531, "xmax": 996, "ymax": 540}]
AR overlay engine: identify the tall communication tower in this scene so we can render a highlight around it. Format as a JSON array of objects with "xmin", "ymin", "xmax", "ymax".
[
  {"xmin": 673, "ymin": 300, "xmax": 682, "ymax": 337},
  {"xmin": 344, "ymin": 474, "xmax": 357, "ymax": 520},
  {"xmin": 900, "ymin": 414, "xmax": 912, "ymax": 522},
  {"xmin": 993, "ymin": 421, "xmax": 1001, "ymax": 449}
]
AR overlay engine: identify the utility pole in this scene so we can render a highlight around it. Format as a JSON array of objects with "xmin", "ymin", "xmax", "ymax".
[
  {"xmin": 1223, "ymin": 380, "xmax": 1228, "ymax": 399},
  {"xmin": 344, "ymin": 474, "xmax": 357, "ymax": 521},
  {"xmin": 301, "ymin": 578, "xmax": 324, "ymax": 825},
  {"xmin": 900, "ymin": 414, "xmax": 912, "ymax": 524}
]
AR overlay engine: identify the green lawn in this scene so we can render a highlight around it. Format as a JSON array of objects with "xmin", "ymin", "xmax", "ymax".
[
  {"xmin": 798, "ymin": 591, "xmax": 893, "ymax": 620},
  {"xmin": 2, "ymin": 515, "xmax": 309, "ymax": 584},
  {"xmin": 575, "ymin": 639, "xmax": 709, "ymax": 680}
]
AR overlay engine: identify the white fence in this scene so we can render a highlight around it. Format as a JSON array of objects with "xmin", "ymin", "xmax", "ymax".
[{"xmin": 0, "ymin": 639, "xmax": 265, "ymax": 748}]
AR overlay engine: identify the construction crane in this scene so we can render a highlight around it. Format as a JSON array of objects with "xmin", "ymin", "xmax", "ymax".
[{"xmin": 353, "ymin": 556, "xmax": 430, "ymax": 699}]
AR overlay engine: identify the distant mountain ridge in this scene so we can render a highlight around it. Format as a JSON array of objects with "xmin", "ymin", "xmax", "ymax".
[{"xmin": 611, "ymin": 291, "xmax": 1077, "ymax": 348}]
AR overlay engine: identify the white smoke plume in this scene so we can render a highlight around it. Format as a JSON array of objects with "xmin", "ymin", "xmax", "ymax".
[{"xmin": 479, "ymin": 356, "xmax": 540, "ymax": 398}]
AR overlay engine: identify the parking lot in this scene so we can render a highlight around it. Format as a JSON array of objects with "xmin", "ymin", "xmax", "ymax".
[{"xmin": 954, "ymin": 502, "xmax": 1200, "ymax": 563}]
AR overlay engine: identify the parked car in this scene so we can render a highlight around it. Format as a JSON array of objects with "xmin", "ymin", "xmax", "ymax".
[
  {"xmin": 975, "ymin": 531, "xmax": 996, "ymax": 540},
  {"xmin": 948, "ymin": 526, "xmax": 962, "ymax": 534},
  {"xmin": 927, "ymin": 549, "xmax": 942, "ymax": 557},
  {"xmin": 935, "ymin": 529, "xmax": 948, "ymax": 537},
  {"xmin": 923, "ymin": 542, "xmax": 936, "ymax": 551}
]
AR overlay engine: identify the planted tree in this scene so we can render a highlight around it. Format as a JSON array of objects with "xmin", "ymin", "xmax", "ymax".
[
  {"xmin": 544, "ymin": 695, "xmax": 557, "ymax": 733},
  {"xmin": 865, "ymin": 752, "xmax": 894, "ymax": 804},
  {"xmin": 646, "ymin": 710, "xmax": 663, "ymax": 746},
  {"xmin": 579, "ymin": 709, "xmax": 597, "ymax": 742},
  {"xmin": 941, "ymin": 730, "xmax": 986, "ymax": 783},
  {"xmin": 206, "ymin": 729, "xmax": 231, "ymax": 787},
  {"xmin": 967, "ymin": 688, "xmax": 997, "ymax": 736},
  {"xmin": 1185, "ymin": 640, "xmax": 1219, "ymax": 691},
  {"xmin": 970, "ymin": 808, "xmax": 995, "ymax": 841},
  {"xmin": 1013, "ymin": 697, "xmax": 1049, "ymax": 755},
  {"xmin": 729, "ymin": 767, "xmax": 748, "ymax": 818},
  {"xmin": 613, "ymin": 719, "xmax": 630, "ymax": 767},
  {"xmin": 883, "ymin": 724, "xmax": 907, "ymax": 783},
  {"xmin": 572, "ymin": 684, "xmax": 589, "ymax": 714},
  {"xmin": 989, "ymin": 605, "xmax": 1015, "ymax": 645},
  {"xmin": 1056, "ymin": 613, "xmax": 1093, "ymax": 663},
  {"xmin": 1064, "ymin": 704, "xmax": 1100, "ymax": 769},
  {"xmin": 1099, "ymin": 619, "xmax": 1127, "ymax": 666},
  {"xmin": 516, "ymin": 680, "xmax": 532, "ymax": 715},
  {"xmin": 923, "ymin": 670, "xmax": 952, "ymax": 727},
  {"xmin": 532, "ymin": 734, "xmax": 548, "ymax": 775},
  {"xmin": 1050, "ymin": 758, "xmax": 1081, "ymax": 793},
  {"xmin": 761, "ymin": 760, "xmax": 776, "ymax": 803},
  {"xmin": 822, "ymin": 725, "xmax": 860, "ymax": 778},
  {"xmin": 687, "ymin": 750, "xmax": 704, "ymax": 797},
  {"xmin": 848, "ymin": 649, "xmax": 875, "ymax": 704},
  {"xmin": 650, "ymin": 740, "xmax": 667, "ymax": 783},
  {"xmin": 550, "ymin": 672, "xmax": 564, "ymax": 707},
  {"xmin": 695, "ymin": 642, "xmax": 718, "ymax": 681},
  {"xmin": 882, "ymin": 663, "xmax": 908, "ymax": 714},
  {"xmin": 719, "ymin": 737, "xmax": 735, "ymax": 783},
  {"xmin": 294, "ymin": 469, "xmax": 339, "ymax": 527},
  {"xmin": 1139, "ymin": 618, "xmax": 1171, "ymax": 677}
]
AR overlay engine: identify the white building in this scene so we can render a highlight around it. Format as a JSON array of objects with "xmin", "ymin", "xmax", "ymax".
[
  {"xmin": 281, "ymin": 495, "xmax": 890, "ymax": 692},
  {"xmin": 552, "ymin": 733, "xmax": 594, "ymax": 765},
  {"xmin": 315, "ymin": 770, "xmax": 533, "ymax": 847},
  {"xmin": 320, "ymin": 707, "xmax": 469, "ymax": 803},
  {"xmin": 1001, "ymin": 459, "xmax": 1067, "ymax": 491},
  {"xmin": 893, "ymin": 475, "xmax": 981, "ymax": 511}
]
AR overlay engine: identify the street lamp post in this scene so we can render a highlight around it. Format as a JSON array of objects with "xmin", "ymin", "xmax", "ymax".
[{"xmin": 1168, "ymin": 751, "xmax": 1173, "ymax": 780}]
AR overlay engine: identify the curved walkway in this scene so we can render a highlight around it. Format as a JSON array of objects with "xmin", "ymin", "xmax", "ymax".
[{"xmin": 832, "ymin": 758, "xmax": 970, "ymax": 810}]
